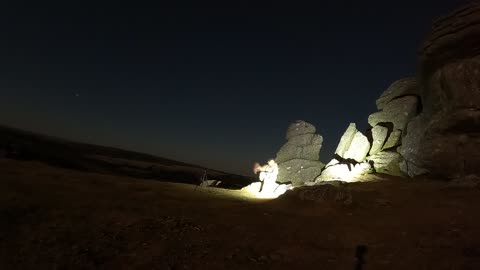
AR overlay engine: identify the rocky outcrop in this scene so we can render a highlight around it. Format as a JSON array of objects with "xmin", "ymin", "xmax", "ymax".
[
  {"xmin": 276, "ymin": 133, "xmax": 323, "ymax": 163},
  {"xmin": 382, "ymin": 130, "xmax": 402, "ymax": 150},
  {"xmin": 315, "ymin": 123, "xmax": 371, "ymax": 182},
  {"xmin": 343, "ymin": 131, "xmax": 370, "ymax": 162},
  {"xmin": 271, "ymin": 3, "xmax": 480, "ymax": 184},
  {"xmin": 376, "ymin": 78, "xmax": 419, "ymax": 110},
  {"xmin": 367, "ymin": 151, "xmax": 403, "ymax": 176},
  {"xmin": 353, "ymin": 77, "xmax": 422, "ymax": 177},
  {"xmin": 334, "ymin": 123, "xmax": 357, "ymax": 157},
  {"xmin": 286, "ymin": 121, "xmax": 316, "ymax": 140},
  {"xmin": 276, "ymin": 120, "xmax": 324, "ymax": 186},
  {"xmin": 313, "ymin": 76, "xmax": 420, "ymax": 180},
  {"xmin": 278, "ymin": 159, "xmax": 324, "ymax": 186},
  {"xmin": 334, "ymin": 123, "xmax": 371, "ymax": 162},
  {"xmin": 401, "ymin": 2, "xmax": 480, "ymax": 179},
  {"xmin": 419, "ymin": 2, "xmax": 480, "ymax": 78},
  {"xmin": 369, "ymin": 125, "xmax": 388, "ymax": 155},
  {"xmin": 368, "ymin": 96, "xmax": 419, "ymax": 131}
]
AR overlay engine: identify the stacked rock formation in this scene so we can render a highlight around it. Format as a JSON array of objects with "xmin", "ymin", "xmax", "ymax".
[
  {"xmin": 366, "ymin": 78, "xmax": 421, "ymax": 176},
  {"xmin": 271, "ymin": 2, "xmax": 480, "ymax": 185},
  {"xmin": 315, "ymin": 78, "xmax": 421, "ymax": 182},
  {"xmin": 400, "ymin": 2, "xmax": 480, "ymax": 179},
  {"xmin": 275, "ymin": 120, "xmax": 325, "ymax": 186}
]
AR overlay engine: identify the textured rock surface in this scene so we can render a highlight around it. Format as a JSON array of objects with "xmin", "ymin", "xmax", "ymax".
[
  {"xmin": 334, "ymin": 123, "xmax": 357, "ymax": 157},
  {"xmin": 286, "ymin": 120, "xmax": 316, "ymax": 140},
  {"xmin": 401, "ymin": 111, "xmax": 480, "ymax": 178},
  {"xmin": 275, "ymin": 121, "xmax": 324, "ymax": 186},
  {"xmin": 382, "ymin": 129, "xmax": 402, "ymax": 150},
  {"xmin": 343, "ymin": 131, "xmax": 370, "ymax": 162},
  {"xmin": 287, "ymin": 133, "xmax": 321, "ymax": 146},
  {"xmin": 376, "ymin": 78, "xmax": 420, "ymax": 110},
  {"xmin": 419, "ymin": 2, "xmax": 480, "ymax": 77},
  {"xmin": 369, "ymin": 125, "xmax": 388, "ymax": 155},
  {"xmin": 399, "ymin": 159, "xmax": 429, "ymax": 178},
  {"xmin": 368, "ymin": 96, "xmax": 419, "ymax": 131},
  {"xmin": 275, "ymin": 134, "xmax": 323, "ymax": 163},
  {"xmin": 277, "ymin": 159, "xmax": 324, "ymax": 186},
  {"xmin": 367, "ymin": 151, "xmax": 403, "ymax": 176},
  {"xmin": 401, "ymin": 2, "xmax": 480, "ymax": 179},
  {"xmin": 398, "ymin": 116, "xmax": 430, "ymax": 177}
]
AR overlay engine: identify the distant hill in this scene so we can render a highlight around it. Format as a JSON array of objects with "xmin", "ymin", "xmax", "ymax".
[{"xmin": 0, "ymin": 125, "xmax": 255, "ymax": 188}]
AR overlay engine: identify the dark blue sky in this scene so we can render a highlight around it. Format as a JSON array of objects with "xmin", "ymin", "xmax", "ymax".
[{"xmin": 0, "ymin": 0, "xmax": 469, "ymax": 175}]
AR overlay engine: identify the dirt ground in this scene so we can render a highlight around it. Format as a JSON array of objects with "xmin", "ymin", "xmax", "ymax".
[{"xmin": 1, "ymin": 159, "xmax": 480, "ymax": 270}]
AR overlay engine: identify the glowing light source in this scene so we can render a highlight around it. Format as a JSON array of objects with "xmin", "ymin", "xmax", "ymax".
[
  {"xmin": 316, "ymin": 159, "xmax": 373, "ymax": 183},
  {"xmin": 241, "ymin": 181, "xmax": 292, "ymax": 199}
]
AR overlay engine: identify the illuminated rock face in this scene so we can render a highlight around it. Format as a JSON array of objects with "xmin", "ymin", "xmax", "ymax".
[
  {"xmin": 276, "ymin": 120, "xmax": 325, "ymax": 186},
  {"xmin": 317, "ymin": 77, "xmax": 420, "ymax": 180},
  {"xmin": 275, "ymin": 133, "xmax": 323, "ymax": 163},
  {"xmin": 369, "ymin": 125, "xmax": 388, "ymax": 155},
  {"xmin": 367, "ymin": 151, "xmax": 403, "ymax": 176},
  {"xmin": 358, "ymin": 77, "xmax": 421, "ymax": 177},
  {"xmin": 368, "ymin": 96, "xmax": 419, "ymax": 131},
  {"xmin": 334, "ymin": 123, "xmax": 357, "ymax": 157},
  {"xmin": 343, "ymin": 131, "xmax": 370, "ymax": 162},
  {"xmin": 278, "ymin": 159, "xmax": 324, "ymax": 186},
  {"xmin": 316, "ymin": 123, "xmax": 371, "ymax": 182},
  {"xmin": 382, "ymin": 130, "xmax": 402, "ymax": 151},
  {"xmin": 401, "ymin": 2, "xmax": 480, "ymax": 178},
  {"xmin": 334, "ymin": 123, "xmax": 370, "ymax": 162}
]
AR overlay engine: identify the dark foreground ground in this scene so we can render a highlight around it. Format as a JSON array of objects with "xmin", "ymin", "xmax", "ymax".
[{"xmin": 1, "ymin": 159, "xmax": 480, "ymax": 270}]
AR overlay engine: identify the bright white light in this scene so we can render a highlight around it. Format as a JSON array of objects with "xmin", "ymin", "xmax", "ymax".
[
  {"xmin": 244, "ymin": 159, "xmax": 292, "ymax": 199},
  {"xmin": 241, "ymin": 181, "xmax": 292, "ymax": 199},
  {"xmin": 317, "ymin": 160, "xmax": 372, "ymax": 183}
]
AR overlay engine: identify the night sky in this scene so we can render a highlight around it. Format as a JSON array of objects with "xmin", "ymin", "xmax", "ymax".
[{"xmin": 0, "ymin": 0, "xmax": 469, "ymax": 175}]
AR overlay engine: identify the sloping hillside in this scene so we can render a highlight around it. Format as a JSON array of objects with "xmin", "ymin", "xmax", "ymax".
[{"xmin": 0, "ymin": 125, "xmax": 254, "ymax": 188}]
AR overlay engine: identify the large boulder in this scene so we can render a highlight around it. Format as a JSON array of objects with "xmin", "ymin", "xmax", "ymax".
[
  {"xmin": 376, "ymin": 78, "xmax": 420, "ymax": 110},
  {"xmin": 401, "ymin": 111, "xmax": 480, "ymax": 178},
  {"xmin": 359, "ymin": 77, "xmax": 419, "ymax": 177},
  {"xmin": 275, "ymin": 134, "xmax": 323, "ymax": 163},
  {"xmin": 419, "ymin": 2, "xmax": 480, "ymax": 78},
  {"xmin": 367, "ymin": 151, "xmax": 403, "ymax": 176},
  {"xmin": 368, "ymin": 96, "xmax": 419, "ymax": 131},
  {"xmin": 275, "ymin": 120, "xmax": 324, "ymax": 186},
  {"xmin": 401, "ymin": 2, "xmax": 480, "ymax": 179},
  {"xmin": 277, "ymin": 159, "xmax": 324, "ymax": 186},
  {"xmin": 369, "ymin": 125, "xmax": 388, "ymax": 155},
  {"xmin": 334, "ymin": 123, "xmax": 357, "ymax": 157},
  {"xmin": 343, "ymin": 131, "xmax": 371, "ymax": 162}
]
